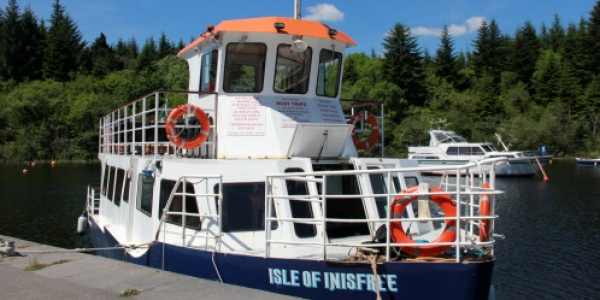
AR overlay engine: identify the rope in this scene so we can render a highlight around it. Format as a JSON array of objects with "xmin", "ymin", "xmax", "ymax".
[
  {"xmin": 14, "ymin": 242, "xmax": 153, "ymax": 254},
  {"xmin": 367, "ymin": 254, "xmax": 382, "ymax": 300},
  {"xmin": 212, "ymin": 235, "xmax": 223, "ymax": 283},
  {"xmin": 15, "ymin": 246, "xmax": 126, "ymax": 254}
]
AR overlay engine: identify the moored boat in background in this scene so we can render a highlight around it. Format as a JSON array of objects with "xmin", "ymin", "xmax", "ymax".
[
  {"xmin": 409, "ymin": 129, "xmax": 539, "ymax": 176},
  {"xmin": 575, "ymin": 157, "xmax": 600, "ymax": 167}
]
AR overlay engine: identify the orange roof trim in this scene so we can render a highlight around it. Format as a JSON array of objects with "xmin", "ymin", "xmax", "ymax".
[{"xmin": 178, "ymin": 16, "xmax": 356, "ymax": 56}]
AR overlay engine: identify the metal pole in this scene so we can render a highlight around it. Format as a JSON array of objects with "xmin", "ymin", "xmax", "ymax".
[{"xmin": 294, "ymin": 0, "xmax": 301, "ymax": 19}]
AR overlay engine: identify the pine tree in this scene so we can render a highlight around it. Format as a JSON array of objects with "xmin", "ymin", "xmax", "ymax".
[
  {"xmin": 588, "ymin": 1, "xmax": 600, "ymax": 75},
  {"xmin": 20, "ymin": 5, "xmax": 44, "ymax": 81},
  {"xmin": 42, "ymin": 0, "xmax": 84, "ymax": 81},
  {"xmin": 158, "ymin": 32, "xmax": 174, "ymax": 58},
  {"xmin": 511, "ymin": 20, "xmax": 540, "ymax": 87},
  {"xmin": 88, "ymin": 33, "xmax": 117, "ymax": 77},
  {"xmin": 0, "ymin": 0, "xmax": 23, "ymax": 81},
  {"xmin": 382, "ymin": 22, "xmax": 426, "ymax": 108},
  {"xmin": 434, "ymin": 25, "xmax": 460, "ymax": 87},
  {"xmin": 135, "ymin": 37, "xmax": 157, "ymax": 71},
  {"xmin": 548, "ymin": 14, "xmax": 565, "ymax": 53}
]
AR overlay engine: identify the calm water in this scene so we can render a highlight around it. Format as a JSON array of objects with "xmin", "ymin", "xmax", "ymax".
[{"xmin": 0, "ymin": 160, "xmax": 598, "ymax": 299}]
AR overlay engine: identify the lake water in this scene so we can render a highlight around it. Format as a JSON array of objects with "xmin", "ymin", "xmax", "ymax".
[{"xmin": 0, "ymin": 160, "xmax": 598, "ymax": 299}]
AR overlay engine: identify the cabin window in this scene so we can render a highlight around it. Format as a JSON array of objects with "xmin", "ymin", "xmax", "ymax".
[
  {"xmin": 285, "ymin": 168, "xmax": 316, "ymax": 238},
  {"xmin": 122, "ymin": 169, "xmax": 131, "ymax": 203},
  {"xmin": 273, "ymin": 45, "xmax": 312, "ymax": 94},
  {"xmin": 101, "ymin": 164, "xmax": 110, "ymax": 197},
  {"xmin": 404, "ymin": 176, "xmax": 419, "ymax": 188},
  {"xmin": 367, "ymin": 166, "xmax": 401, "ymax": 218},
  {"xmin": 472, "ymin": 147, "xmax": 485, "ymax": 155},
  {"xmin": 114, "ymin": 168, "xmax": 126, "ymax": 206},
  {"xmin": 216, "ymin": 182, "xmax": 277, "ymax": 232},
  {"xmin": 106, "ymin": 166, "xmax": 116, "ymax": 202},
  {"xmin": 200, "ymin": 49, "xmax": 218, "ymax": 92},
  {"xmin": 136, "ymin": 173, "xmax": 154, "ymax": 216},
  {"xmin": 223, "ymin": 43, "xmax": 266, "ymax": 93},
  {"xmin": 316, "ymin": 49, "xmax": 342, "ymax": 97},
  {"xmin": 158, "ymin": 180, "xmax": 201, "ymax": 230},
  {"xmin": 313, "ymin": 164, "xmax": 369, "ymax": 238},
  {"xmin": 446, "ymin": 147, "xmax": 459, "ymax": 155}
]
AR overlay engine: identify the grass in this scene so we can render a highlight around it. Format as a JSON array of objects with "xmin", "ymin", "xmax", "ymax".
[
  {"xmin": 24, "ymin": 257, "xmax": 72, "ymax": 271},
  {"xmin": 120, "ymin": 289, "xmax": 140, "ymax": 298}
]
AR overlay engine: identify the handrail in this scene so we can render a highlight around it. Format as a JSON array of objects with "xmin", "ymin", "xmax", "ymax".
[
  {"xmin": 155, "ymin": 175, "xmax": 223, "ymax": 251},
  {"xmin": 99, "ymin": 90, "xmax": 218, "ymax": 159},
  {"xmin": 266, "ymin": 158, "xmax": 505, "ymax": 262},
  {"xmin": 86, "ymin": 184, "xmax": 101, "ymax": 215}
]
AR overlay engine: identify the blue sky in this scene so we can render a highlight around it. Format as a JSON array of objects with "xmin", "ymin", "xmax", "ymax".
[{"xmin": 19, "ymin": 0, "xmax": 599, "ymax": 55}]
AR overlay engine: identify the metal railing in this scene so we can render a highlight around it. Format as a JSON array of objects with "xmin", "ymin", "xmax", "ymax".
[
  {"xmin": 86, "ymin": 184, "xmax": 101, "ymax": 215},
  {"xmin": 265, "ymin": 157, "xmax": 506, "ymax": 263},
  {"xmin": 99, "ymin": 90, "xmax": 217, "ymax": 159},
  {"xmin": 155, "ymin": 175, "xmax": 223, "ymax": 252}
]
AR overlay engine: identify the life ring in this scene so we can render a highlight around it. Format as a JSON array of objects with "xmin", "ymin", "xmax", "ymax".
[
  {"xmin": 348, "ymin": 111, "xmax": 379, "ymax": 149},
  {"xmin": 479, "ymin": 182, "xmax": 491, "ymax": 242},
  {"xmin": 165, "ymin": 104, "xmax": 210, "ymax": 149},
  {"xmin": 390, "ymin": 186, "xmax": 457, "ymax": 257}
]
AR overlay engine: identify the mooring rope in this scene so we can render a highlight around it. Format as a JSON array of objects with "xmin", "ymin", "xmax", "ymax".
[{"xmin": 367, "ymin": 254, "xmax": 383, "ymax": 300}]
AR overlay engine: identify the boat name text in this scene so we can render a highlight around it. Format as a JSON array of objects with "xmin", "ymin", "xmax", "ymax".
[{"xmin": 268, "ymin": 268, "xmax": 398, "ymax": 292}]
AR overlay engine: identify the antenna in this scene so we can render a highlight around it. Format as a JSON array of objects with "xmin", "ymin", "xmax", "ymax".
[{"xmin": 294, "ymin": 0, "xmax": 301, "ymax": 19}]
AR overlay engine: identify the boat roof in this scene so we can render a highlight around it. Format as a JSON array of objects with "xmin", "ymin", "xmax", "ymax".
[{"xmin": 177, "ymin": 16, "xmax": 357, "ymax": 56}]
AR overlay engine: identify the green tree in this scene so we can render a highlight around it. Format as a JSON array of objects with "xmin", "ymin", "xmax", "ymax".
[
  {"xmin": 510, "ymin": 21, "xmax": 539, "ymax": 87},
  {"xmin": 20, "ymin": 5, "xmax": 44, "ymax": 81},
  {"xmin": 434, "ymin": 25, "xmax": 460, "ymax": 88},
  {"xmin": 0, "ymin": 0, "xmax": 23, "ymax": 81},
  {"xmin": 158, "ymin": 32, "xmax": 174, "ymax": 58},
  {"xmin": 42, "ymin": 0, "xmax": 84, "ymax": 81},
  {"xmin": 88, "ymin": 33, "xmax": 118, "ymax": 77},
  {"xmin": 382, "ymin": 22, "xmax": 426, "ymax": 108},
  {"xmin": 136, "ymin": 37, "xmax": 158, "ymax": 71}
]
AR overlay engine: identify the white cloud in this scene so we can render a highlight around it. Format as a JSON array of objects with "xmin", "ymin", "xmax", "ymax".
[
  {"xmin": 466, "ymin": 16, "xmax": 486, "ymax": 33},
  {"xmin": 410, "ymin": 16, "xmax": 486, "ymax": 37},
  {"xmin": 304, "ymin": 4, "xmax": 345, "ymax": 22},
  {"xmin": 411, "ymin": 27, "xmax": 442, "ymax": 36}
]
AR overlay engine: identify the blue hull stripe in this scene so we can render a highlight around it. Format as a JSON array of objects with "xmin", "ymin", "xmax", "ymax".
[{"xmin": 90, "ymin": 219, "xmax": 493, "ymax": 300}]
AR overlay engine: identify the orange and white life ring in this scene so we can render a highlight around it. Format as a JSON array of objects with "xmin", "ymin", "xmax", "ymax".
[
  {"xmin": 479, "ymin": 182, "xmax": 491, "ymax": 242},
  {"xmin": 390, "ymin": 186, "xmax": 457, "ymax": 257},
  {"xmin": 165, "ymin": 104, "xmax": 210, "ymax": 149},
  {"xmin": 348, "ymin": 111, "xmax": 379, "ymax": 149}
]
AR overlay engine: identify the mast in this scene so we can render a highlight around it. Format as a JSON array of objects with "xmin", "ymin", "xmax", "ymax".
[{"xmin": 294, "ymin": 0, "xmax": 301, "ymax": 19}]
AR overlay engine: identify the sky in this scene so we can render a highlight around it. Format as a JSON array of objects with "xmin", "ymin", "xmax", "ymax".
[{"xmin": 17, "ymin": 0, "xmax": 600, "ymax": 55}]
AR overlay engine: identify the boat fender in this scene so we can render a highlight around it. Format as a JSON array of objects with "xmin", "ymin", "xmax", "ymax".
[
  {"xmin": 348, "ymin": 111, "xmax": 379, "ymax": 149},
  {"xmin": 77, "ymin": 212, "xmax": 89, "ymax": 235},
  {"xmin": 390, "ymin": 186, "xmax": 457, "ymax": 257},
  {"xmin": 479, "ymin": 182, "xmax": 491, "ymax": 242}
]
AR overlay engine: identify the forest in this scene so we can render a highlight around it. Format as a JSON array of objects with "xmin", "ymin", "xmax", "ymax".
[{"xmin": 1, "ymin": 0, "xmax": 600, "ymax": 161}]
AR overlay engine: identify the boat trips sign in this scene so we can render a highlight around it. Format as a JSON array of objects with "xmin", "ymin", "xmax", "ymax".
[
  {"xmin": 227, "ymin": 96, "xmax": 346, "ymax": 135},
  {"xmin": 268, "ymin": 268, "xmax": 398, "ymax": 293}
]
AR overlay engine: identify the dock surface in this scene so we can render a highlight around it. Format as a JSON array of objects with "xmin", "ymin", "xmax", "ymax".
[{"xmin": 0, "ymin": 235, "xmax": 299, "ymax": 300}]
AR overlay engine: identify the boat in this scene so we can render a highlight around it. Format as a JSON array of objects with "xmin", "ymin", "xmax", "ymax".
[
  {"xmin": 80, "ymin": 3, "xmax": 504, "ymax": 299},
  {"xmin": 575, "ymin": 157, "xmax": 600, "ymax": 167},
  {"xmin": 409, "ymin": 129, "xmax": 539, "ymax": 176}
]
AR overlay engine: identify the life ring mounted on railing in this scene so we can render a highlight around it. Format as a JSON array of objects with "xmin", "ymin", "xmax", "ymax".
[
  {"xmin": 390, "ymin": 186, "xmax": 457, "ymax": 257},
  {"xmin": 165, "ymin": 104, "xmax": 210, "ymax": 149},
  {"xmin": 348, "ymin": 111, "xmax": 379, "ymax": 149}
]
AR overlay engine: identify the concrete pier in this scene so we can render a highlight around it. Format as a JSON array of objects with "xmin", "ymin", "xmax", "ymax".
[{"xmin": 0, "ymin": 235, "xmax": 299, "ymax": 299}]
